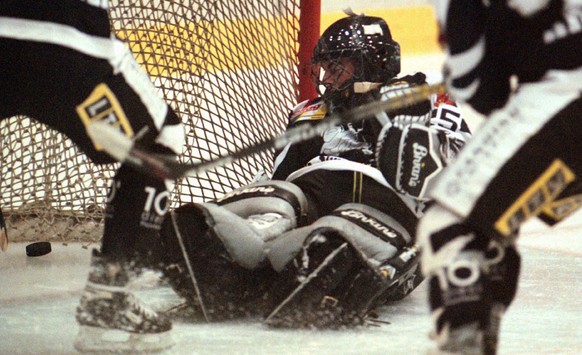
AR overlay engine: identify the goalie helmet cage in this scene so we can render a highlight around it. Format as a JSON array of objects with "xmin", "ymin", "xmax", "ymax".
[{"xmin": 0, "ymin": 0, "xmax": 320, "ymax": 244}]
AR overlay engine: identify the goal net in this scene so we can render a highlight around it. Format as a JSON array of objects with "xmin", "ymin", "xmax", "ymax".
[{"xmin": 1, "ymin": 0, "xmax": 319, "ymax": 244}]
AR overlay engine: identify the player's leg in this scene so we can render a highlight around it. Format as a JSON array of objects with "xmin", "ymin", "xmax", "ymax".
[
  {"xmin": 0, "ymin": 1, "xmax": 184, "ymax": 352},
  {"xmin": 74, "ymin": 44, "xmax": 183, "ymax": 355},
  {"xmin": 418, "ymin": 208, "xmax": 520, "ymax": 354},
  {"xmin": 418, "ymin": 83, "xmax": 582, "ymax": 354}
]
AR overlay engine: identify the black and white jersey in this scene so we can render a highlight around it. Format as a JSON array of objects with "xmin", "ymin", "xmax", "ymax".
[
  {"xmin": 272, "ymin": 73, "xmax": 471, "ymax": 180},
  {"xmin": 0, "ymin": 0, "xmax": 184, "ymax": 161},
  {"xmin": 437, "ymin": 0, "xmax": 582, "ymax": 114}
]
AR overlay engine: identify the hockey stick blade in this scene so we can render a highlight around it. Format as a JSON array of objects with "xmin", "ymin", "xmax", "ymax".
[{"xmin": 89, "ymin": 83, "xmax": 445, "ymax": 180}]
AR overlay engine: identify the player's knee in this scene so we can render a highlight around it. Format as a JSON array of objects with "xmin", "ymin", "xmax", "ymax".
[
  {"xmin": 417, "ymin": 205, "xmax": 462, "ymax": 249},
  {"xmin": 418, "ymin": 206, "xmax": 476, "ymax": 276}
]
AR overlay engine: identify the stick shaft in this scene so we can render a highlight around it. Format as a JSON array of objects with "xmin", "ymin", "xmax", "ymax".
[{"xmin": 107, "ymin": 83, "xmax": 445, "ymax": 180}]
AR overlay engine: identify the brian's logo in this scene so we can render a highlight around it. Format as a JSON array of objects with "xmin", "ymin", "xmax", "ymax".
[
  {"xmin": 340, "ymin": 210, "xmax": 399, "ymax": 239},
  {"xmin": 408, "ymin": 143, "xmax": 428, "ymax": 187}
]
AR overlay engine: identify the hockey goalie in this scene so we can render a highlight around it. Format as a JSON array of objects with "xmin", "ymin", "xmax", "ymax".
[{"xmin": 159, "ymin": 13, "xmax": 472, "ymax": 328}]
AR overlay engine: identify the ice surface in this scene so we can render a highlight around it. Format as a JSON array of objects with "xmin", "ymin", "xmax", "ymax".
[
  {"xmin": 1, "ymin": 54, "xmax": 581, "ymax": 354},
  {"xmin": 1, "ymin": 211, "xmax": 581, "ymax": 354}
]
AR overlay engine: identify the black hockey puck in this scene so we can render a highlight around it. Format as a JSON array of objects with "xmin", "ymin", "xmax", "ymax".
[{"xmin": 26, "ymin": 241, "xmax": 52, "ymax": 257}]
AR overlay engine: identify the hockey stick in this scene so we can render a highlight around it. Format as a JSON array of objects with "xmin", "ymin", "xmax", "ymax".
[
  {"xmin": 0, "ymin": 208, "xmax": 7, "ymax": 252},
  {"xmin": 169, "ymin": 210, "xmax": 210, "ymax": 322},
  {"xmin": 88, "ymin": 83, "xmax": 445, "ymax": 180}
]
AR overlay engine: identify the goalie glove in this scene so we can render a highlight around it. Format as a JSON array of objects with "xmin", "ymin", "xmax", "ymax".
[{"xmin": 375, "ymin": 123, "xmax": 444, "ymax": 200}]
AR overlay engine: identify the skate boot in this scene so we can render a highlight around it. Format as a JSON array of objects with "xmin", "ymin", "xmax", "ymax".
[
  {"xmin": 74, "ymin": 250, "xmax": 173, "ymax": 353},
  {"xmin": 430, "ymin": 304, "xmax": 503, "ymax": 355},
  {"xmin": 428, "ymin": 288, "xmax": 505, "ymax": 355},
  {"xmin": 430, "ymin": 320, "xmax": 484, "ymax": 355}
]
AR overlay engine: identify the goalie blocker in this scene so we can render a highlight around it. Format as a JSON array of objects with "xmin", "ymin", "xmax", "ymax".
[{"xmin": 376, "ymin": 122, "xmax": 444, "ymax": 200}]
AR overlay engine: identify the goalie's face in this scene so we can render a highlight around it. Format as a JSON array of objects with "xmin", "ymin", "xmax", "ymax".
[
  {"xmin": 312, "ymin": 57, "xmax": 358, "ymax": 106},
  {"xmin": 319, "ymin": 57, "xmax": 357, "ymax": 90}
]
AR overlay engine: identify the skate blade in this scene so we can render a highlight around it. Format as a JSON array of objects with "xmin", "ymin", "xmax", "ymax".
[{"xmin": 74, "ymin": 325, "xmax": 174, "ymax": 353}]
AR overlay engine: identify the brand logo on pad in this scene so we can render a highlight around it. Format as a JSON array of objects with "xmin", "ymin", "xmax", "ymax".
[
  {"xmin": 339, "ymin": 209, "xmax": 399, "ymax": 240},
  {"xmin": 216, "ymin": 186, "xmax": 276, "ymax": 203},
  {"xmin": 408, "ymin": 143, "xmax": 428, "ymax": 187}
]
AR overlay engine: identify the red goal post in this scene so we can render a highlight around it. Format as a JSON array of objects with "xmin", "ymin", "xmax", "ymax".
[
  {"xmin": 298, "ymin": 0, "xmax": 321, "ymax": 101},
  {"xmin": 0, "ymin": 0, "xmax": 321, "ymax": 245}
]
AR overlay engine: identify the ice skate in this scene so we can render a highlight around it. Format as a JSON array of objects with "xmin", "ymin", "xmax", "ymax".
[
  {"xmin": 74, "ymin": 250, "xmax": 173, "ymax": 353},
  {"xmin": 429, "ymin": 304, "xmax": 504, "ymax": 355},
  {"xmin": 429, "ymin": 321, "xmax": 484, "ymax": 355}
]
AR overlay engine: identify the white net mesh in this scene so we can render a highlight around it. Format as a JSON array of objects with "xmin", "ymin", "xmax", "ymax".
[{"xmin": 1, "ymin": 0, "xmax": 304, "ymax": 244}]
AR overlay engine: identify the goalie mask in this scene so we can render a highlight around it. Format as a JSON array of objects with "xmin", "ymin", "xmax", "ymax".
[{"xmin": 311, "ymin": 14, "xmax": 401, "ymax": 110}]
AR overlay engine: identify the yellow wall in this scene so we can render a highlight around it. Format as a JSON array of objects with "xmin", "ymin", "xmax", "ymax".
[
  {"xmin": 320, "ymin": 6, "xmax": 440, "ymax": 55},
  {"xmin": 119, "ymin": 5, "xmax": 440, "ymax": 76}
]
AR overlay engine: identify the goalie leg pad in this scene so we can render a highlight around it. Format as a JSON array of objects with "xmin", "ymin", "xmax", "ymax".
[
  {"xmin": 162, "ymin": 202, "xmax": 267, "ymax": 269},
  {"xmin": 265, "ymin": 230, "xmax": 387, "ymax": 328},
  {"xmin": 159, "ymin": 182, "xmax": 307, "ymax": 321},
  {"xmin": 267, "ymin": 203, "xmax": 413, "ymax": 272},
  {"xmin": 215, "ymin": 180, "xmax": 309, "ymax": 230},
  {"xmin": 265, "ymin": 203, "xmax": 417, "ymax": 328},
  {"xmin": 159, "ymin": 203, "xmax": 277, "ymax": 321}
]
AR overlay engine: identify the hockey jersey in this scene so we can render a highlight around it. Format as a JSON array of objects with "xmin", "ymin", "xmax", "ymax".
[{"xmin": 439, "ymin": 0, "xmax": 582, "ymax": 114}]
